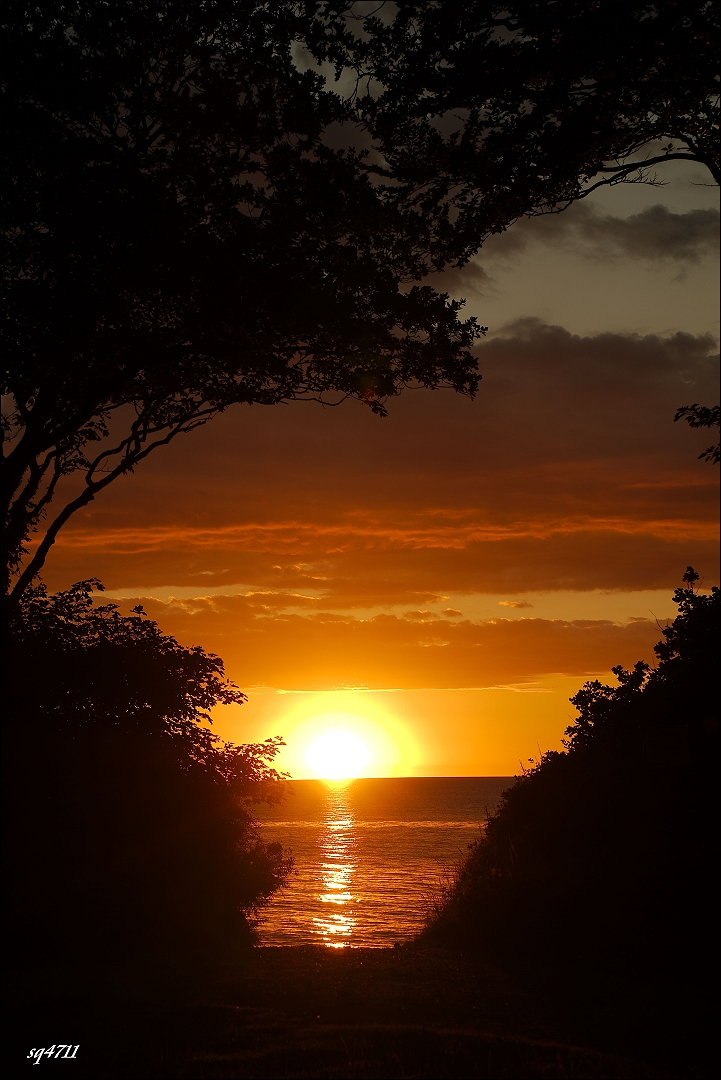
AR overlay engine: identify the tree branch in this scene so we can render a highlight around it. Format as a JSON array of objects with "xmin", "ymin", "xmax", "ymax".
[
  {"xmin": 582, "ymin": 152, "xmax": 720, "ymax": 193},
  {"xmin": 8, "ymin": 406, "xmax": 222, "ymax": 601}
]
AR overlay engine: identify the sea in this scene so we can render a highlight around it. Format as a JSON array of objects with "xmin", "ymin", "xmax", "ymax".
[{"xmin": 255, "ymin": 776, "xmax": 513, "ymax": 948}]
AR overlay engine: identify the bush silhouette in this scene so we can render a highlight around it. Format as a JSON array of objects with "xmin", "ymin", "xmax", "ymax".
[
  {"xmin": 427, "ymin": 569, "xmax": 720, "ymax": 976},
  {"xmin": 2, "ymin": 581, "xmax": 291, "ymax": 964}
]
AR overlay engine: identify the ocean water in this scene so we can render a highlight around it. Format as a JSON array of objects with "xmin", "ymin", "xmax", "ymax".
[{"xmin": 255, "ymin": 776, "xmax": 513, "ymax": 948}]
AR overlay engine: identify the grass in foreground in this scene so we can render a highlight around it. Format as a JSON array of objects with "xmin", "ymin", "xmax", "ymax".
[{"xmin": 6, "ymin": 944, "xmax": 709, "ymax": 1079}]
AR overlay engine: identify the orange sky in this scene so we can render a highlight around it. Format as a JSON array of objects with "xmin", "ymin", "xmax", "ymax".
[{"xmin": 41, "ymin": 166, "xmax": 719, "ymax": 775}]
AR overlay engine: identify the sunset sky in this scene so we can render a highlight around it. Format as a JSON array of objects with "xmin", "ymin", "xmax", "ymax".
[{"xmin": 43, "ymin": 157, "xmax": 719, "ymax": 777}]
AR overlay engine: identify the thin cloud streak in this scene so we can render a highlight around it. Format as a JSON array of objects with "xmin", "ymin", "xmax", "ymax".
[
  {"xmin": 42, "ymin": 321, "xmax": 718, "ymax": 613},
  {"xmin": 51, "ymin": 513, "xmax": 718, "ymax": 552},
  {"xmin": 480, "ymin": 203, "xmax": 720, "ymax": 263},
  {"xmin": 118, "ymin": 591, "xmax": 665, "ymax": 691}
]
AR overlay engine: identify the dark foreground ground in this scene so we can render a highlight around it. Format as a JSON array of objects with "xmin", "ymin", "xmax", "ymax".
[{"xmin": 5, "ymin": 944, "xmax": 716, "ymax": 1079}]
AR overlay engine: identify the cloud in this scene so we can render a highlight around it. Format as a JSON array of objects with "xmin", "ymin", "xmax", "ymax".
[
  {"xmin": 47, "ymin": 525, "xmax": 718, "ymax": 606},
  {"xmin": 112, "ymin": 593, "xmax": 664, "ymax": 691},
  {"xmin": 481, "ymin": 203, "xmax": 720, "ymax": 263},
  {"xmin": 434, "ymin": 261, "xmax": 496, "ymax": 297},
  {"xmin": 48, "ymin": 508, "xmax": 719, "ymax": 556},
  {"xmin": 45, "ymin": 321, "xmax": 718, "ymax": 605},
  {"xmin": 38, "ymin": 314, "xmax": 718, "ymax": 693}
]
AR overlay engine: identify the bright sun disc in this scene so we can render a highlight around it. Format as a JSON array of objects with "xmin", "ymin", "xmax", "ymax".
[{"xmin": 305, "ymin": 729, "xmax": 372, "ymax": 780}]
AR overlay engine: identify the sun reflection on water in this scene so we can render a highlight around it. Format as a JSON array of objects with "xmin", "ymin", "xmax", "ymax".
[{"xmin": 312, "ymin": 782, "xmax": 357, "ymax": 947}]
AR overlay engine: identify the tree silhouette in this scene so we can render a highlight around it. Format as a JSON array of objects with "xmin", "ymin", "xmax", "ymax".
[
  {"xmin": 428, "ymin": 569, "xmax": 720, "ymax": 980},
  {"xmin": 320, "ymin": 0, "xmax": 719, "ymax": 253},
  {"xmin": 317, "ymin": 0, "xmax": 721, "ymax": 464},
  {"xmin": 4, "ymin": 1, "xmax": 718, "ymax": 601},
  {"xmin": 1, "ymin": 0, "xmax": 483, "ymax": 602},
  {"xmin": 674, "ymin": 404, "xmax": 720, "ymax": 464},
  {"xmin": 2, "ymin": 579, "xmax": 291, "ymax": 960}
]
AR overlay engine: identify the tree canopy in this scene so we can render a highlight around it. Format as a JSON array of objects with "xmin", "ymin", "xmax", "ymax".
[
  {"xmin": 674, "ymin": 403, "xmax": 720, "ymax": 463},
  {"xmin": 1, "ymin": 0, "xmax": 483, "ymax": 600},
  {"xmin": 564, "ymin": 567, "xmax": 719, "ymax": 752},
  {"xmin": 319, "ymin": 0, "xmax": 719, "ymax": 254},
  {"xmin": 3, "ymin": 0, "xmax": 718, "ymax": 600},
  {"xmin": 2, "ymin": 578, "xmax": 291, "ymax": 960},
  {"xmin": 427, "ymin": 568, "xmax": 720, "ymax": 976}
]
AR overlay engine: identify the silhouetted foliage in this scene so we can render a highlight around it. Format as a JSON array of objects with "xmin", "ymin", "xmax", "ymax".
[
  {"xmin": 1, "ymin": 0, "xmax": 483, "ymax": 599},
  {"xmin": 4, "ymin": 2, "xmax": 718, "ymax": 599},
  {"xmin": 2, "ymin": 581, "xmax": 291, "ymax": 963},
  {"xmin": 318, "ymin": 0, "xmax": 719, "ymax": 256},
  {"xmin": 675, "ymin": 403, "xmax": 721, "ymax": 463},
  {"xmin": 427, "ymin": 569, "xmax": 720, "ymax": 978},
  {"xmin": 319, "ymin": 2, "xmax": 719, "ymax": 466}
]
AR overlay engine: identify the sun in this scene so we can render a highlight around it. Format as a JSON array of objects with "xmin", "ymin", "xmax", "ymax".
[
  {"xmin": 305, "ymin": 729, "xmax": 372, "ymax": 780},
  {"xmin": 270, "ymin": 698, "xmax": 419, "ymax": 780}
]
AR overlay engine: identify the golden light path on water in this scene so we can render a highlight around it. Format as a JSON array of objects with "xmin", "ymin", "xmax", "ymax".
[
  {"xmin": 256, "ymin": 701, "xmax": 499, "ymax": 948},
  {"xmin": 283, "ymin": 705, "xmax": 417, "ymax": 946},
  {"xmin": 257, "ymin": 775, "xmax": 511, "ymax": 948},
  {"xmin": 301, "ymin": 713, "xmax": 392, "ymax": 945},
  {"xmin": 313, "ymin": 782, "xmax": 357, "ymax": 948}
]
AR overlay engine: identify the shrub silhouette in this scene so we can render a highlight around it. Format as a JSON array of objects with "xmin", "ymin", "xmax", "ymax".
[
  {"xmin": 2, "ymin": 581, "xmax": 291, "ymax": 964},
  {"xmin": 427, "ymin": 569, "xmax": 719, "ymax": 975}
]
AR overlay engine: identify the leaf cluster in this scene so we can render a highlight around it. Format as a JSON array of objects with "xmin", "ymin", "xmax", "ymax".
[
  {"xmin": 564, "ymin": 567, "xmax": 719, "ymax": 752},
  {"xmin": 316, "ymin": 0, "xmax": 719, "ymax": 255},
  {"xmin": 427, "ymin": 569, "xmax": 720, "ymax": 979},
  {"xmin": 2, "ymin": 577, "xmax": 292, "ymax": 962},
  {"xmin": 2, "ymin": 0, "xmax": 482, "ymax": 596},
  {"xmin": 674, "ymin": 402, "xmax": 720, "ymax": 463}
]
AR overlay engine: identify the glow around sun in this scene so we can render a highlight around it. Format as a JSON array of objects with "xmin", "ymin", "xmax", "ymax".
[{"xmin": 276, "ymin": 700, "xmax": 418, "ymax": 780}]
